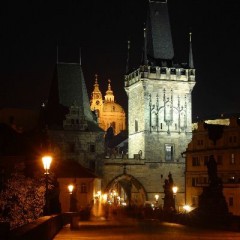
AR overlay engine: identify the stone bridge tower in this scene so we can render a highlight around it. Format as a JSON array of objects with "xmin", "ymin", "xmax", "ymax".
[
  {"xmin": 125, "ymin": 0, "xmax": 195, "ymax": 203},
  {"xmin": 102, "ymin": 0, "xmax": 195, "ymax": 208}
]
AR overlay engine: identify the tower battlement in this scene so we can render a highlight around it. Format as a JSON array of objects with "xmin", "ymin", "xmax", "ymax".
[{"xmin": 125, "ymin": 66, "xmax": 195, "ymax": 87}]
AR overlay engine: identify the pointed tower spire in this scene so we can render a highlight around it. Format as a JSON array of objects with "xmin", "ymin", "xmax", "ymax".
[
  {"xmin": 146, "ymin": 0, "xmax": 174, "ymax": 65},
  {"xmin": 93, "ymin": 74, "xmax": 101, "ymax": 93},
  {"xmin": 105, "ymin": 79, "xmax": 114, "ymax": 102},
  {"xmin": 189, "ymin": 32, "xmax": 194, "ymax": 69},
  {"xmin": 144, "ymin": 26, "xmax": 148, "ymax": 66},
  {"xmin": 126, "ymin": 40, "xmax": 131, "ymax": 74}
]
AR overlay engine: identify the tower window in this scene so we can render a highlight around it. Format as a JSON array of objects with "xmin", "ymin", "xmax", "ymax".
[
  {"xmin": 135, "ymin": 120, "xmax": 138, "ymax": 132},
  {"xmin": 165, "ymin": 144, "xmax": 174, "ymax": 161},
  {"xmin": 89, "ymin": 144, "xmax": 95, "ymax": 153}
]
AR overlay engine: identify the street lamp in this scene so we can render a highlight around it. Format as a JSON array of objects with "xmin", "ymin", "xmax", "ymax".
[
  {"xmin": 172, "ymin": 186, "xmax": 178, "ymax": 211},
  {"xmin": 154, "ymin": 194, "xmax": 159, "ymax": 207},
  {"xmin": 68, "ymin": 184, "xmax": 74, "ymax": 194},
  {"xmin": 42, "ymin": 155, "xmax": 52, "ymax": 215},
  {"xmin": 68, "ymin": 184, "xmax": 74, "ymax": 212}
]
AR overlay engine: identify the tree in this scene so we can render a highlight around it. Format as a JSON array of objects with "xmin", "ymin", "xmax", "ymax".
[{"xmin": 0, "ymin": 167, "xmax": 46, "ymax": 229}]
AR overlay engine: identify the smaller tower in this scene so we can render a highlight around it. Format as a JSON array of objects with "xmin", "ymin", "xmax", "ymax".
[
  {"xmin": 189, "ymin": 32, "xmax": 194, "ymax": 69},
  {"xmin": 104, "ymin": 80, "xmax": 115, "ymax": 102},
  {"xmin": 90, "ymin": 74, "xmax": 103, "ymax": 117}
]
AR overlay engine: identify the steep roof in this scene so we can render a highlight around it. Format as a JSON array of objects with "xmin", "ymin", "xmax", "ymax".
[
  {"xmin": 56, "ymin": 160, "xmax": 98, "ymax": 178},
  {"xmin": 147, "ymin": 0, "xmax": 174, "ymax": 62},
  {"xmin": 46, "ymin": 62, "xmax": 99, "ymax": 128},
  {"xmin": 55, "ymin": 63, "xmax": 93, "ymax": 121}
]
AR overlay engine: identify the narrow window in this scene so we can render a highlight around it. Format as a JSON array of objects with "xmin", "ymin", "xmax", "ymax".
[
  {"xmin": 230, "ymin": 153, "xmax": 235, "ymax": 164},
  {"xmin": 89, "ymin": 144, "xmax": 95, "ymax": 153},
  {"xmin": 165, "ymin": 144, "xmax": 174, "ymax": 161},
  {"xmin": 135, "ymin": 120, "xmax": 138, "ymax": 132}
]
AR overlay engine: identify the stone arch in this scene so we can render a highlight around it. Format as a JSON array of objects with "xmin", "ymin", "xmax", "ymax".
[{"xmin": 104, "ymin": 174, "xmax": 148, "ymax": 206}]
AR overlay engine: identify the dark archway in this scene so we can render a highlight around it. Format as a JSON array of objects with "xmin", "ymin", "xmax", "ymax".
[{"xmin": 105, "ymin": 174, "xmax": 148, "ymax": 206}]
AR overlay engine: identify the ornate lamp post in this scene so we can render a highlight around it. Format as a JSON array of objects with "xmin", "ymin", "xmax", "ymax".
[
  {"xmin": 68, "ymin": 184, "xmax": 74, "ymax": 212},
  {"xmin": 42, "ymin": 155, "xmax": 52, "ymax": 215},
  {"xmin": 172, "ymin": 186, "xmax": 178, "ymax": 211}
]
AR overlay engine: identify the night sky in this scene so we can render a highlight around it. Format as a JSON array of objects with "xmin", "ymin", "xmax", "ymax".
[{"xmin": 0, "ymin": 0, "xmax": 240, "ymax": 121}]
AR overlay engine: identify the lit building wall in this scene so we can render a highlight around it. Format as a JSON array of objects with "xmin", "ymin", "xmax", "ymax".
[{"xmin": 186, "ymin": 117, "xmax": 240, "ymax": 216}]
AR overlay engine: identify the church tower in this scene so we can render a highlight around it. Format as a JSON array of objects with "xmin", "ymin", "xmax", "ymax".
[
  {"xmin": 90, "ymin": 74, "xmax": 104, "ymax": 121},
  {"xmin": 124, "ymin": 0, "xmax": 195, "ymax": 194},
  {"xmin": 90, "ymin": 76, "xmax": 126, "ymax": 135}
]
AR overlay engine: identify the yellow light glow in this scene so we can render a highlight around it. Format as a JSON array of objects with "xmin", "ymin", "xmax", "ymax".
[
  {"xmin": 172, "ymin": 186, "xmax": 178, "ymax": 194},
  {"xmin": 183, "ymin": 205, "xmax": 191, "ymax": 212},
  {"xmin": 102, "ymin": 194, "xmax": 108, "ymax": 203},
  {"xmin": 42, "ymin": 155, "xmax": 52, "ymax": 173},
  {"xmin": 154, "ymin": 194, "xmax": 159, "ymax": 201},
  {"xmin": 68, "ymin": 184, "xmax": 74, "ymax": 194}
]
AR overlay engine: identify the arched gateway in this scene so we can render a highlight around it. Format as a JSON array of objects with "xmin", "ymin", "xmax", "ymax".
[{"xmin": 104, "ymin": 174, "xmax": 148, "ymax": 206}]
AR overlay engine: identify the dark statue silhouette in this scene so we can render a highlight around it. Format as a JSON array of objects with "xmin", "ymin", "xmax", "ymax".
[
  {"xmin": 163, "ymin": 172, "xmax": 175, "ymax": 213},
  {"xmin": 197, "ymin": 155, "xmax": 228, "ymax": 219}
]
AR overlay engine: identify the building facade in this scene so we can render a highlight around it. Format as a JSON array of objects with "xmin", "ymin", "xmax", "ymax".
[
  {"xmin": 186, "ymin": 117, "xmax": 240, "ymax": 216},
  {"xmin": 90, "ymin": 75, "xmax": 126, "ymax": 135}
]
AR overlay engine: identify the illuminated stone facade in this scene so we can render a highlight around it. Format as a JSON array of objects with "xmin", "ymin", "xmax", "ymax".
[
  {"xmin": 125, "ymin": 67, "xmax": 195, "ymax": 161},
  {"xmin": 90, "ymin": 75, "xmax": 126, "ymax": 135}
]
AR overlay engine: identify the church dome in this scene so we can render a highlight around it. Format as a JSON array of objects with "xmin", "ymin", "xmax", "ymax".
[{"xmin": 103, "ymin": 102, "xmax": 125, "ymax": 113}]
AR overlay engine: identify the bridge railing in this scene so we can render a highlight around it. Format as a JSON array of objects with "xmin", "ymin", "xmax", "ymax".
[{"xmin": 1, "ymin": 213, "xmax": 74, "ymax": 240}]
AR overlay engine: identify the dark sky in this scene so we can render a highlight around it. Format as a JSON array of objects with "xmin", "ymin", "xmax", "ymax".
[{"xmin": 0, "ymin": 0, "xmax": 240, "ymax": 120}]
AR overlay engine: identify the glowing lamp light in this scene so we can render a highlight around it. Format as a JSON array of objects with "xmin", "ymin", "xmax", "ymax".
[
  {"xmin": 183, "ymin": 205, "xmax": 191, "ymax": 212},
  {"xmin": 172, "ymin": 186, "xmax": 178, "ymax": 195},
  {"xmin": 102, "ymin": 194, "xmax": 108, "ymax": 203},
  {"xmin": 68, "ymin": 184, "xmax": 74, "ymax": 194},
  {"xmin": 42, "ymin": 156, "xmax": 52, "ymax": 174},
  {"xmin": 154, "ymin": 194, "xmax": 159, "ymax": 201}
]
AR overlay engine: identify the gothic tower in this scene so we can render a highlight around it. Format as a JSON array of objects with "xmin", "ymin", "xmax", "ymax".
[{"xmin": 124, "ymin": 0, "xmax": 195, "ymax": 197}]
